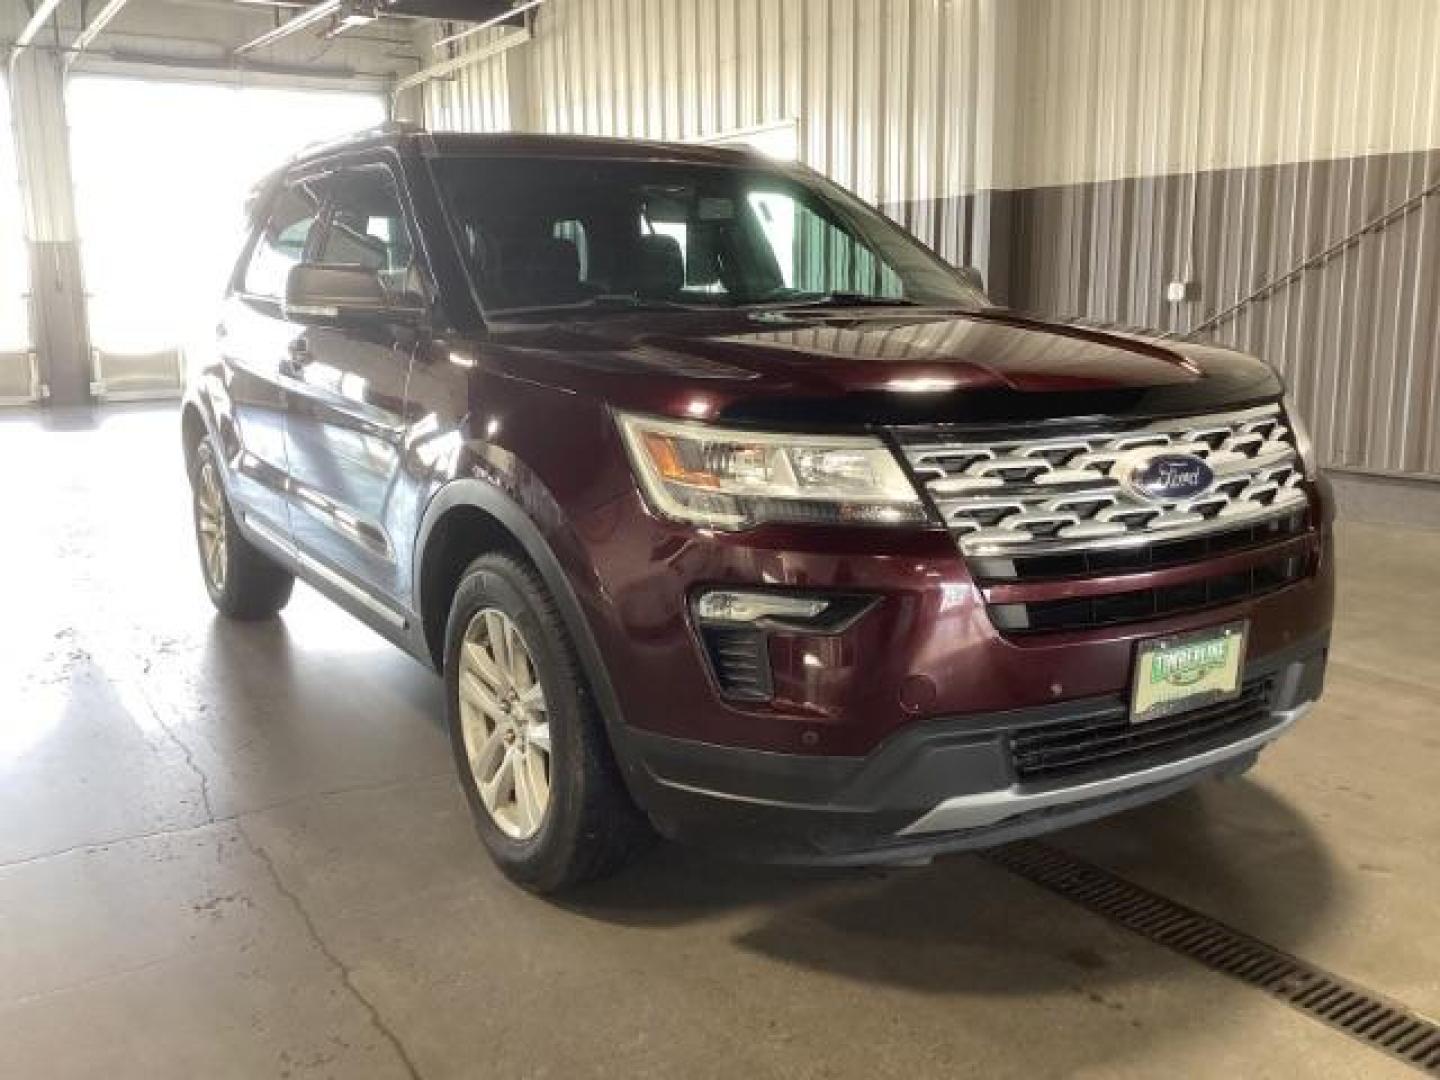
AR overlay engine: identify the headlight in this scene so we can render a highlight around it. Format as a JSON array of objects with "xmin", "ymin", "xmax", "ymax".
[
  {"xmin": 617, "ymin": 412, "xmax": 927, "ymax": 529},
  {"xmin": 1283, "ymin": 392, "xmax": 1319, "ymax": 479}
]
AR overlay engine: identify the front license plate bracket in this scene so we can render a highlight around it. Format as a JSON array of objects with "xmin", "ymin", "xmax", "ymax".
[{"xmin": 1130, "ymin": 620, "xmax": 1248, "ymax": 724}]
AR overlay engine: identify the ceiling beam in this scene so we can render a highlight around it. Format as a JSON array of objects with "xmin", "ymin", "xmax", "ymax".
[
  {"xmin": 395, "ymin": 25, "xmax": 528, "ymax": 94},
  {"xmin": 67, "ymin": 0, "xmax": 135, "ymax": 60},
  {"xmin": 14, "ymin": 0, "xmax": 70, "ymax": 53},
  {"xmin": 233, "ymin": 0, "xmax": 342, "ymax": 55},
  {"xmin": 431, "ymin": 0, "xmax": 544, "ymax": 52}
]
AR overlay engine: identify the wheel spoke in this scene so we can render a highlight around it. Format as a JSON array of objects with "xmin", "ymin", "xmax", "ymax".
[
  {"xmin": 459, "ymin": 670, "xmax": 507, "ymax": 723},
  {"xmin": 478, "ymin": 748, "xmax": 516, "ymax": 813},
  {"xmin": 526, "ymin": 750, "xmax": 550, "ymax": 812},
  {"xmin": 463, "ymin": 640, "xmax": 506, "ymax": 692},
  {"xmin": 466, "ymin": 718, "xmax": 507, "ymax": 778},
  {"xmin": 484, "ymin": 611, "xmax": 511, "ymax": 687},
  {"xmin": 512, "ymin": 751, "xmax": 536, "ymax": 832},
  {"xmin": 527, "ymin": 720, "xmax": 551, "ymax": 754},
  {"xmin": 505, "ymin": 622, "xmax": 530, "ymax": 688},
  {"xmin": 515, "ymin": 749, "xmax": 548, "ymax": 832},
  {"xmin": 529, "ymin": 754, "xmax": 550, "ymax": 812}
]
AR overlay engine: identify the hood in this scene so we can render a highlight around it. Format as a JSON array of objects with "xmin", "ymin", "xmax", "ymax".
[{"xmin": 483, "ymin": 306, "xmax": 1281, "ymax": 430}]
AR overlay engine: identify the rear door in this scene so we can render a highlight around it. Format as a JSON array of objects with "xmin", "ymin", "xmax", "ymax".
[
  {"xmin": 280, "ymin": 162, "xmax": 426, "ymax": 608},
  {"xmin": 220, "ymin": 178, "xmax": 326, "ymax": 538}
]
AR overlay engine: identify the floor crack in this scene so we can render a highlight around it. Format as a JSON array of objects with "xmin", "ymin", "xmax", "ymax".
[
  {"xmin": 0, "ymin": 774, "xmax": 451, "ymax": 874},
  {"xmin": 138, "ymin": 695, "xmax": 215, "ymax": 822},
  {"xmin": 236, "ymin": 819, "xmax": 423, "ymax": 1080},
  {"xmin": 99, "ymin": 645, "xmax": 219, "ymax": 824}
]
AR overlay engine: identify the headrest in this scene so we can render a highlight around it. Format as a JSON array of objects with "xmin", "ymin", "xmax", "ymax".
[
  {"xmin": 507, "ymin": 236, "xmax": 582, "ymax": 307},
  {"xmin": 634, "ymin": 234, "xmax": 684, "ymax": 296}
]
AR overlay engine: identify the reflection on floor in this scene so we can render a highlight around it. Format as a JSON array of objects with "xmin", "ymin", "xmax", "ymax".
[{"xmin": 0, "ymin": 404, "xmax": 1434, "ymax": 1078}]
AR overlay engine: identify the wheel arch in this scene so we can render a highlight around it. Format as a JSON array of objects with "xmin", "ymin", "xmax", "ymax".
[
  {"xmin": 412, "ymin": 481, "xmax": 637, "ymax": 777},
  {"xmin": 180, "ymin": 400, "xmax": 209, "ymax": 476}
]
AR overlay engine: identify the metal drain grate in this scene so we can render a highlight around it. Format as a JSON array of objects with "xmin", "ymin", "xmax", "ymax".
[{"xmin": 986, "ymin": 841, "xmax": 1440, "ymax": 1075}]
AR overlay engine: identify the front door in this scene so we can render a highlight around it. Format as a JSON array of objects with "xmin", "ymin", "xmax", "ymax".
[
  {"xmin": 280, "ymin": 164, "xmax": 427, "ymax": 608},
  {"xmin": 221, "ymin": 179, "xmax": 325, "ymax": 537}
]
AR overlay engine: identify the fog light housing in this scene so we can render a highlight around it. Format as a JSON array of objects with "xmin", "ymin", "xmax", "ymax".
[
  {"xmin": 691, "ymin": 589, "xmax": 877, "ymax": 703},
  {"xmin": 694, "ymin": 590, "xmax": 830, "ymax": 625}
]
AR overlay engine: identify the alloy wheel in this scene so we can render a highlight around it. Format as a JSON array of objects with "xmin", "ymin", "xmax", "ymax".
[
  {"xmin": 458, "ymin": 607, "xmax": 552, "ymax": 840},
  {"xmin": 196, "ymin": 460, "xmax": 228, "ymax": 592}
]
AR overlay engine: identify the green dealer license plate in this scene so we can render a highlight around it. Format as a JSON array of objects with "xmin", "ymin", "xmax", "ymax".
[{"xmin": 1130, "ymin": 621, "xmax": 1248, "ymax": 724}]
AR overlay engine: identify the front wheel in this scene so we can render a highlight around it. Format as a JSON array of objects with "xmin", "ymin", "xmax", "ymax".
[
  {"xmin": 191, "ymin": 437, "xmax": 294, "ymax": 620},
  {"xmin": 443, "ymin": 553, "xmax": 652, "ymax": 892}
]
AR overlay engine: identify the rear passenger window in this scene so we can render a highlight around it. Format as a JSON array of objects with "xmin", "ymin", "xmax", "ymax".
[{"xmin": 243, "ymin": 181, "xmax": 323, "ymax": 299}]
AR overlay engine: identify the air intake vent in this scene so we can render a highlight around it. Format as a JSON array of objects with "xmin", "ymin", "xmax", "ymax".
[
  {"xmin": 991, "ymin": 554, "xmax": 1310, "ymax": 634},
  {"xmin": 1010, "ymin": 679, "xmax": 1274, "ymax": 783},
  {"xmin": 699, "ymin": 627, "xmax": 773, "ymax": 701}
]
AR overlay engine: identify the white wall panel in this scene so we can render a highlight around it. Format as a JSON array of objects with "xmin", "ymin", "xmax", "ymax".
[
  {"xmin": 422, "ymin": 0, "xmax": 995, "ymax": 225},
  {"xmin": 1017, "ymin": 0, "xmax": 1440, "ymax": 188}
]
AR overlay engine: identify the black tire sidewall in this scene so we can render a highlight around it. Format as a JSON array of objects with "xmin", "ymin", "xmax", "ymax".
[{"xmin": 443, "ymin": 556, "xmax": 588, "ymax": 888}]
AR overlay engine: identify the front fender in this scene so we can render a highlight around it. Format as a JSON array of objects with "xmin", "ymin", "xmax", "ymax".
[{"xmin": 411, "ymin": 474, "xmax": 645, "ymax": 783}]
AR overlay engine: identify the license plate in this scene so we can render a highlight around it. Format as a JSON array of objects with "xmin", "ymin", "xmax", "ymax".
[{"xmin": 1130, "ymin": 621, "xmax": 1248, "ymax": 724}]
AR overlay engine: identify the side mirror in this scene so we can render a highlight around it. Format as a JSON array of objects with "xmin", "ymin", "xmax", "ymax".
[
  {"xmin": 956, "ymin": 265, "xmax": 987, "ymax": 296},
  {"xmin": 283, "ymin": 263, "xmax": 423, "ymax": 326}
]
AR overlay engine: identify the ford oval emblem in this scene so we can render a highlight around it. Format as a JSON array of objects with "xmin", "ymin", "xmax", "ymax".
[{"xmin": 1125, "ymin": 452, "xmax": 1215, "ymax": 502}]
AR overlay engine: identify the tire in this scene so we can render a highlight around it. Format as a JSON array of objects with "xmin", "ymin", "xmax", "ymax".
[
  {"xmin": 191, "ymin": 437, "xmax": 295, "ymax": 620},
  {"xmin": 443, "ymin": 552, "xmax": 653, "ymax": 892}
]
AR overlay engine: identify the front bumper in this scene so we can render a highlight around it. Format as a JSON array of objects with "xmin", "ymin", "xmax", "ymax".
[{"xmin": 625, "ymin": 634, "xmax": 1327, "ymax": 864}]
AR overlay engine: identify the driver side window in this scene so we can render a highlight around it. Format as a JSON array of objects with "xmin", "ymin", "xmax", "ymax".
[
  {"xmin": 243, "ymin": 180, "xmax": 324, "ymax": 299},
  {"xmin": 315, "ymin": 166, "xmax": 420, "ymax": 300}
]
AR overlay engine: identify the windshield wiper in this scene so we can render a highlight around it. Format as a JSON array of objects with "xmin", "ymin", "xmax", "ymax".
[
  {"xmin": 757, "ymin": 291, "xmax": 923, "ymax": 310},
  {"xmin": 585, "ymin": 294, "xmax": 701, "ymax": 311},
  {"xmin": 490, "ymin": 294, "xmax": 703, "ymax": 318}
]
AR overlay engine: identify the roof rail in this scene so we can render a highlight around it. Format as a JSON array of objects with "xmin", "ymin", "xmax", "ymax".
[{"xmin": 285, "ymin": 120, "xmax": 431, "ymax": 168}]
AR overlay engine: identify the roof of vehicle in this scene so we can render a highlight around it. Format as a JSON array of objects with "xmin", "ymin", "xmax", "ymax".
[
  {"xmin": 285, "ymin": 120, "xmax": 773, "ymax": 171},
  {"xmin": 245, "ymin": 122, "xmax": 789, "ymax": 221}
]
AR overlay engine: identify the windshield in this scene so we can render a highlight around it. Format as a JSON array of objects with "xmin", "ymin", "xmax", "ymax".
[{"xmin": 432, "ymin": 155, "xmax": 985, "ymax": 316}]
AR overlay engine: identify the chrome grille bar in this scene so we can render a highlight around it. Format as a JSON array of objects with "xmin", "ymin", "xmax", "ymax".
[{"xmin": 899, "ymin": 404, "xmax": 1309, "ymax": 557}]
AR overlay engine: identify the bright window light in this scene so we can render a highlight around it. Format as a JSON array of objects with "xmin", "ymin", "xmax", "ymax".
[
  {"xmin": 0, "ymin": 81, "xmax": 29, "ymax": 351},
  {"xmin": 66, "ymin": 77, "xmax": 385, "ymax": 357}
]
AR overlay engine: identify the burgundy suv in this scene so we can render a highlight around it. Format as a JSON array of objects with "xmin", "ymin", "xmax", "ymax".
[{"xmin": 183, "ymin": 124, "xmax": 1332, "ymax": 892}]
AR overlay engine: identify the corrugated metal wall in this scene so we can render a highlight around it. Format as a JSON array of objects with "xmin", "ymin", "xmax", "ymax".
[
  {"xmin": 1008, "ymin": 0, "xmax": 1440, "ymax": 480},
  {"xmin": 422, "ymin": 27, "xmax": 513, "ymax": 133},
  {"xmin": 419, "ymin": 0, "xmax": 1440, "ymax": 482},
  {"xmin": 422, "ymin": 0, "xmax": 998, "ymax": 264}
]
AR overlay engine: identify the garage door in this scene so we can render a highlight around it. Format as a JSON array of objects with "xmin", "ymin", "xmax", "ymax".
[
  {"xmin": 0, "ymin": 79, "xmax": 35, "ymax": 403},
  {"xmin": 66, "ymin": 77, "xmax": 385, "ymax": 399}
]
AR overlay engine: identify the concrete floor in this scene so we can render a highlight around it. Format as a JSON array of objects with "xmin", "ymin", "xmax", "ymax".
[{"xmin": 1, "ymin": 404, "xmax": 1436, "ymax": 1079}]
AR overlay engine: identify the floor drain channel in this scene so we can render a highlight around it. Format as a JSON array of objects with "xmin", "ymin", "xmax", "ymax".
[{"xmin": 985, "ymin": 840, "xmax": 1440, "ymax": 1075}]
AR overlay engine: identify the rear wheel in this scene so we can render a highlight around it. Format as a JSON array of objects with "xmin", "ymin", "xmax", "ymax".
[
  {"xmin": 444, "ymin": 553, "xmax": 652, "ymax": 892},
  {"xmin": 191, "ymin": 437, "xmax": 294, "ymax": 620}
]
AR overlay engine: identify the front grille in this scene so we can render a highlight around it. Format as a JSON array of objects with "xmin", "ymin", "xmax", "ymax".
[
  {"xmin": 900, "ymin": 404, "xmax": 1307, "ymax": 558},
  {"xmin": 969, "ymin": 509, "xmax": 1307, "ymax": 582},
  {"xmin": 1010, "ymin": 679, "xmax": 1274, "ymax": 783},
  {"xmin": 991, "ymin": 552, "xmax": 1310, "ymax": 634}
]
